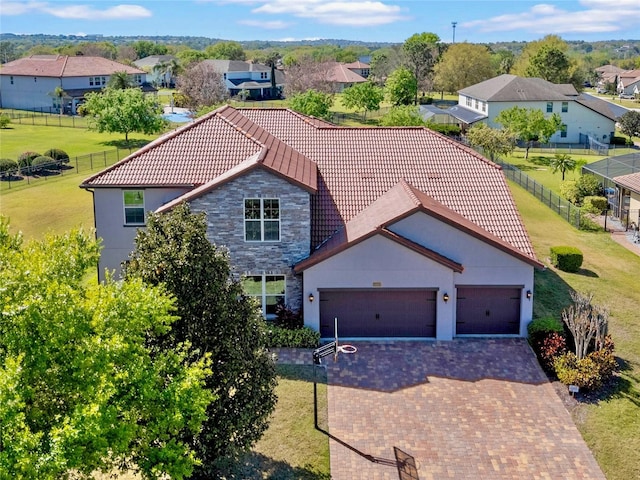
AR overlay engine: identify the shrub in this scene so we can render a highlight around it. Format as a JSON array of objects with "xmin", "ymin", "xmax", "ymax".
[
  {"xmin": 576, "ymin": 174, "xmax": 602, "ymax": 199},
  {"xmin": 554, "ymin": 348, "xmax": 616, "ymax": 391},
  {"xmin": 265, "ymin": 325, "xmax": 320, "ymax": 348},
  {"xmin": 559, "ymin": 180, "xmax": 580, "ymax": 204},
  {"xmin": 17, "ymin": 151, "xmax": 40, "ymax": 170},
  {"xmin": 609, "ymin": 135, "xmax": 627, "ymax": 145},
  {"xmin": 539, "ymin": 332, "xmax": 567, "ymax": 371},
  {"xmin": 550, "ymin": 246, "xmax": 583, "ymax": 272},
  {"xmin": 274, "ymin": 303, "xmax": 303, "ymax": 330},
  {"xmin": 582, "ymin": 196, "xmax": 608, "ymax": 215},
  {"xmin": 426, "ymin": 122, "xmax": 461, "ymax": 137},
  {"xmin": 528, "ymin": 317, "xmax": 567, "ymax": 372},
  {"xmin": 528, "ymin": 317, "xmax": 564, "ymax": 339},
  {"xmin": 43, "ymin": 148, "xmax": 70, "ymax": 164},
  {"xmin": 0, "ymin": 114, "xmax": 10, "ymax": 128},
  {"xmin": 0, "ymin": 158, "xmax": 18, "ymax": 176},
  {"xmin": 31, "ymin": 155, "xmax": 55, "ymax": 173}
]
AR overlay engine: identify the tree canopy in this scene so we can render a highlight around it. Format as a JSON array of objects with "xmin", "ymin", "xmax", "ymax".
[
  {"xmin": 402, "ymin": 32, "xmax": 441, "ymax": 104},
  {"xmin": 341, "ymin": 81, "xmax": 384, "ymax": 120},
  {"xmin": 618, "ymin": 110, "xmax": 640, "ymax": 144},
  {"xmin": 385, "ymin": 67, "xmax": 417, "ymax": 106},
  {"xmin": 81, "ymin": 87, "xmax": 167, "ymax": 143},
  {"xmin": 433, "ymin": 42, "xmax": 496, "ymax": 93},
  {"xmin": 379, "ymin": 105, "xmax": 427, "ymax": 126},
  {"xmin": 289, "ymin": 89, "xmax": 334, "ymax": 119},
  {"xmin": 525, "ymin": 45, "xmax": 571, "ymax": 84},
  {"xmin": 123, "ymin": 204, "xmax": 277, "ymax": 476},
  {"xmin": 495, "ymin": 106, "xmax": 562, "ymax": 158},
  {"xmin": 465, "ymin": 123, "xmax": 516, "ymax": 161},
  {"xmin": 0, "ymin": 218, "xmax": 213, "ymax": 479},
  {"xmin": 176, "ymin": 62, "xmax": 228, "ymax": 109},
  {"xmin": 205, "ymin": 41, "xmax": 246, "ymax": 60}
]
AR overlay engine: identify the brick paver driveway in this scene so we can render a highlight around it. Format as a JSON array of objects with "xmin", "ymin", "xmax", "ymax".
[{"xmin": 323, "ymin": 339, "xmax": 605, "ymax": 480}]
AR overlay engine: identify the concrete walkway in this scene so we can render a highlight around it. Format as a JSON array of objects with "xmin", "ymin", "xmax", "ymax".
[{"xmin": 320, "ymin": 339, "xmax": 606, "ymax": 480}]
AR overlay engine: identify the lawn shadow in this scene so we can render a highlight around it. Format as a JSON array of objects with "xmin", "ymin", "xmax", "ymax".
[
  {"xmin": 533, "ymin": 267, "xmax": 575, "ymax": 319},
  {"xmin": 511, "ymin": 162, "xmax": 539, "ymax": 172},
  {"xmin": 574, "ymin": 357, "xmax": 640, "ymax": 407},
  {"xmin": 100, "ymin": 138, "xmax": 151, "ymax": 150},
  {"xmin": 528, "ymin": 155, "xmax": 552, "ymax": 167},
  {"xmin": 0, "ymin": 174, "xmax": 24, "ymax": 182},
  {"xmin": 221, "ymin": 452, "xmax": 331, "ymax": 480},
  {"xmin": 576, "ymin": 268, "xmax": 599, "ymax": 278}
]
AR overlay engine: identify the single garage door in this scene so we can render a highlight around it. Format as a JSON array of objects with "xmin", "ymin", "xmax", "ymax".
[
  {"xmin": 456, "ymin": 286, "xmax": 521, "ymax": 335},
  {"xmin": 319, "ymin": 289, "xmax": 436, "ymax": 338}
]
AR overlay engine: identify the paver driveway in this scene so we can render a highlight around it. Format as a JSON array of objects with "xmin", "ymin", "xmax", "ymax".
[{"xmin": 323, "ymin": 339, "xmax": 605, "ymax": 480}]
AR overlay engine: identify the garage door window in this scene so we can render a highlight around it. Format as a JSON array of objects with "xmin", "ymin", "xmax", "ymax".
[{"xmin": 242, "ymin": 274, "xmax": 285, "ymax": 319}]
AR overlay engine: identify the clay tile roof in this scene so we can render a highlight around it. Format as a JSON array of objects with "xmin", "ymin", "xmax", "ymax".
[
  {"xmin": 326, "ymin": 62, "xmax": 367, "ymax": 83},
  {"xmin": 613, "ymin": 172, "xmax": 640, "ymax": 193},
  {"xmin": 0, "ymin": 55, "xmax": 144, "ymax": 77},
  {"xmin": 342, "ymin": 61, "xmax": 370, "ymax": 69}
]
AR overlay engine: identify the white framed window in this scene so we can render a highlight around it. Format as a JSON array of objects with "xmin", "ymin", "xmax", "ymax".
[
  {"xmin": 244, "ymin": 198, "xmax": 280, "ymax": 242},
  {"xmin": 134, "ymin": 74, "xmax": 142, "ymax": 84},
  {"xmin": 242, "ymin": 274, "xmax": 285, "ymax": 319},
  {"xmin": 466, "ymin": 97, "xmax": 472, "ymax": 107},
  {"xmin": 560, "ymin": 124, "xmax": 568, "ymax": 138},
  {"xmin": 546, "ymin": 102, "xmax": 553, "ymax": 113},
  {"xmin": 123, "ymin": 190, "xmax": 145, "ymax": 225},
  {"xmin": 10, "ymin": 76, "xmax": 13, "ymax": 84},
  {"xmin": 562, "ymin": 101, "xmax": 568, "ymax": 113},
  {"xmin": 474, "ymin": 99, "xmax": 479, "ymax": 109}
]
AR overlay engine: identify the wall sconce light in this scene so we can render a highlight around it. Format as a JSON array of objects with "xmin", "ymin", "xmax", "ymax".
[
  {"xmin": 443, "ymin": 292, "xmax": 449, "ymax": 303},
  {"xmin": 308, "ymin": 293, "xmax": 315, "ymax": 303},
  {"xmin": 526, "ymin": 290, "xmax": 532, "ymax": 300}
]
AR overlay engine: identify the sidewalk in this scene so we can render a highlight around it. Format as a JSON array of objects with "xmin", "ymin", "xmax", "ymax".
[{"xmin": 594, "ymin": 214, "xmax": 640, "ymax": 256}]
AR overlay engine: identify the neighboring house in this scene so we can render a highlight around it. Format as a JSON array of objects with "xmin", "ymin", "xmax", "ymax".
[
  {"xmin": 595, "ymin": 64, "xmax": 624, "ymax": 90},
  {"xmin": 582, "ymin": 154, "xmax": 640, "ymax": 224},
  {"xmin": 456, "ymin": 74, "xmax": 623, "ymax": 144},
  {"xmin": 133, "ymin": 54, "xmax": 177, "ymax": 88},
  {"xmin": 0, "ymin": 55, "xmax": 153, "ymax": 114},
  {"xmin": 203, "ymin": 59, "xmax": 285, "ymax": 99},
  {"xmin": 326, "ymin": 62, "xmax": 368, "ymax": 92},
  {"xmin": 342, "ymin": 60, "xmax": 370, "ymax": 79},
  {"xmin": 616, "ymin": 69, "xmax": 640, "ymax": 96},
  {"xmin": 81, "ymin": 106, "xmax": 543, "ymax": 341}
]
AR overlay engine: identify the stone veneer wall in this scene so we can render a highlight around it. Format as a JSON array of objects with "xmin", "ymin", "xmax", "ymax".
[{"xmin": 189, "ymin": 168, "xmax": 311, "ymax": 313}]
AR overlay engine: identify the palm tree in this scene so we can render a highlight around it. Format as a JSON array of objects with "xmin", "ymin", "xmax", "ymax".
[
  {"xmin": 107, "ymin": 71, "xmax": 133, "ymax": 90},
  {"xmin": 53, "ymin": 85, "xmax": 66, "ymax": 115},
  {"xmin": 550, "ymin": 153, "xmax": 577, "ymax": 180}
]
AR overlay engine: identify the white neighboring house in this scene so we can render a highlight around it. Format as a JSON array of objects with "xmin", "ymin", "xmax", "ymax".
[
  {"xmin": 202, "ymin": 59, "xmax": 284, "ymax": 99},
  {"xmin": 455, "ymin": 74, "xmax": 624, "ymax": 144},
  {"xmin": 0, "ymin": 55, "xmax": 153, "ymax": 114},
  {"xmin": 133, "ymin": 54, "xmax": 177, "ymax": 88},
  {"xmin": 616, "ymin": 69, "xmax": 640, "ymax": 97}
]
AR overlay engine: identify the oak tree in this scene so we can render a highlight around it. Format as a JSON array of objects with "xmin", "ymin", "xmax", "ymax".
[
  {"xmin": 495, "ymin": 106, "xmax": 562, "ymax": 159},
  {"xmin": 341, "ymin": 81, "xmax": 384, "ymax": 120}
]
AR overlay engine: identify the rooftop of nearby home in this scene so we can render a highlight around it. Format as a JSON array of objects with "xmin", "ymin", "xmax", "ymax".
[{"xmin": 0, "ymin": 55, "xmax": 144, "ymax": 77}]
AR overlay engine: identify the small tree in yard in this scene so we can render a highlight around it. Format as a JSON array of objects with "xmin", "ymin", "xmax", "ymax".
[
  {"xmin": 176, "ymin": 62, "xmax": 228, "ymax": 109},
  {"xmin": 380, "ymin": 105, "xmax": 426, "ymax": 126},
  {"xmin": 562, "ymin": 292, "xmax": 608, "ymax": 360},
  {"xmin": 495, "ymin": 106, "xmax": 562, "ymax": 159},
  {"xmin": 124, "ymin": 203, "xmax": 277, "ymax": 477},
  {"xmin": 465, "ymin": 123, "xmax": 516, "ymax": 161},
  {"xmin": 341, "ymin": 81, "xmax": 384, "ymax": 120},
  {"xmin": 385, "ymin": 67, "xmax": 417, "ymax": 106},
  {"xmin": 289, "ymin": 89, "xmax": 334, "ymax": 120},
  {"xmin": 549, "ymin": 153, "xmax": 577, "ymax": 180},
  {"xmin": 618, "ymin": 110, "xmax": 640, "ymax": 144},
  {"xmin": 81, "ymin": 87, "xmax": 167, "ymax": 144}
]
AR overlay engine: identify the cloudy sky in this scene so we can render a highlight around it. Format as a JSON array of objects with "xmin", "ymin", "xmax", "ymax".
[{"xmin": 1, "ymin": 0, "xmax": 639, "ymax": 43}]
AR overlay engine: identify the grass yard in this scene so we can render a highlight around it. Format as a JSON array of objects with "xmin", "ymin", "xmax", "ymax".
[{"xmin": 511, "ymin": 183, "xmax": 640, "ymax": 480}]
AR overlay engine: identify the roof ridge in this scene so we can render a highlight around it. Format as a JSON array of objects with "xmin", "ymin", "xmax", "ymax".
[
  {"xmin": 216, "ymin": 107, "xmax": 269, "ymax": 149},
  {"xmin": 61, "ymin": 55, "xmax": 69, "ymax": 75},
  {"xmin": 397, "ymin": 179, "xmax": 422, "ymax": 207}
]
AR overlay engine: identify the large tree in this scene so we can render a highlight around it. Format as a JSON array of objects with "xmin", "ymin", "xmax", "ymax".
[
  {"xmin": 433, "ymin": 42, "xmax": 496, "ymax": 93},
  {"xmin": 525, "ymin": 45, "xmax": 571, "ymax": 84},
  {"xmin": 284, "ymin": 56, "xmax": 336, "ymax": 96},
  {"xmin": 465, "ymin": 123, "xmax": 516, "ymax": 161},
  {"xmin": 176, "ymin": 62, "xmax": 228, "ymax": 109},
  {"xmin": 205, "ymin": 41, "xmax": 246, "ymax": 61},
  {"xmin": 341, "ymin": 81, "xmax": 384, "ymax": 120},
  {"xmin": 0, "ymin": 218, "xmax": 212, "ymax": 479},
  {"xmin": 495, "ymin": 106, "xmax": 562, "ymax": 159},
  {"xmin": 385, "ymin": 67, "xmax": 417, "ymax": 106},
  {"xmin": 289, "ymin": 89, "xmax": 334, "ymax": 120},
  {"xmin": 124, "ymin": 204, "xmax": 277, "ymax": 477},
  {"xmin": 402, "ymin": 32, "xmax": 441, "ymax": 104},
  {"xmin": 380, "ymin": 105, "xmax": 427, "ymax": 126},
  {"xmin": 618, "ymin": 110, "xmax": 640, "ymax": 144},
  {"xmin": 81, "ymin": 87, "xmax": 167, "ymax": 143}
]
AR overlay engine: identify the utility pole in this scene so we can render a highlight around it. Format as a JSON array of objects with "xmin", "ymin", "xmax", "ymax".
[{"xmin": 452, "ymin": 21, "xmax": 457, "ymax": 44}]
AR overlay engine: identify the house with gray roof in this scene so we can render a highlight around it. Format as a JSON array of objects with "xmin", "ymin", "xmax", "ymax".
[
  {"xmin": 133, "ymin": 55, "xmax": 177, "ymax": 88},
  {"xmin": 0, "ymin": 55, "xmax": 153, "ymax": 114},
  {"xmin": 202, "ymin": 59, "xmax": 284, "ymax": 99},
  {"xmin": 81, "ymin": 106, "xmax": 543, "ymax": 340},
  {"xmin": 455, "ymin": 74, "xmax": 624, "ymax": 144}
]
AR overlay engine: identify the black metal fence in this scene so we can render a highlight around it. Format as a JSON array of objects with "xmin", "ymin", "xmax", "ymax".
[
  {"xmin": 1, "ymin": 111, "xmax": 89, "ymax": 129},
  {"xmin": 495, "ymin": 160, "xmax": 585, "ymax": 229},
  {"xmin": 1, "ymin": 148, "xmax": 134, "ymax": 192}
]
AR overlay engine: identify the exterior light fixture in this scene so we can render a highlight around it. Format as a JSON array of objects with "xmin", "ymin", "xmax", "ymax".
[
  {"xmin": 308, "ymin": 293, "xmax": 315, "ymax": 303},
  {"xmin": 526, "ymin": 290, "xmax": 532, "ymax": 300},
  {"xmin": 443, "ymin": 292, "xmax": 449, "ymax": 303}
]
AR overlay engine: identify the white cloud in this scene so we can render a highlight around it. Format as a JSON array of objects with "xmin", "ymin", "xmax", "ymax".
[
  {"xmin": 462, "ymin": 1, "xmax": 640, "ymax": 36},
  {"xmin": 238, "ymin": 19, "xmax": 291, "ymax": 29},
  {"xmin": 0, "ymin": 1, "xmax": 152, "ymax": 20}
]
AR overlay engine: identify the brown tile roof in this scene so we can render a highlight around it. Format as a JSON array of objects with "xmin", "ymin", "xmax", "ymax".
[
  {"xmin": 614, "ymin": 172, "xmax": 640, "ymax": 193},
  {"xmin": 0, "ymin": 55, "xmax": 144, "ymax": 77},
  {"xmin": 342, "ymin": 61, "xmax": 370, "ymax": 69},
  {"xmin": 82, "ymin": 106, "xmax": 538, "ymax": 263},
  {"xmin": 326, "ymin": 62, "xmax": 367, "ymax": 84}
]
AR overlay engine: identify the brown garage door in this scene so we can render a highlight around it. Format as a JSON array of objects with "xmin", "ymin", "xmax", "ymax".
[
  {"xmin": 456, "ymin": 287, "xmax": 521, "ymax": 335},
  {"xmin": 319, "ymin": 289, "xmax": 436, "ymax": 338}
]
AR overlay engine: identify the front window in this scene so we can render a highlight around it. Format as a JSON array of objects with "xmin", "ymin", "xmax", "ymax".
[
  {"xmin": 546, "ymin": 102, "xmax": 553, "ymax": 113},
  {"xmin": 242, "ymin": 274, "xmax": 285, "ymax": 319},
  {"xmin": 244, "ymin": 198, "xmax": 280, "ymax": 242},
  {"xmin": 560, "ymin": 124, "xmax": 567, "ymax": 138},
  {"xmin": 466, "ymin": 97, "xmax": 472, "ymax": 107},
  {"xmin": 134, "ymin": 74, "xmax": 142, "ymax": 84},
  {"xmin": 123, "ymin": 190, "xmax": 145, "ymax": 225},
  {"xmin": 562, "ymin": 101, "xmax": 568, "ymax": 113}
]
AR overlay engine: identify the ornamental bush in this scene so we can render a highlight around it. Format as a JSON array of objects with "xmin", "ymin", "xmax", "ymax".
[
  {"xmin": 43, "ymin": 148, "xmax": 70, "ymax": 164},
  {"xmin": 17, "ymin": 151, "xmax": 40, "ymax": 170},
  {"xmin": 265, "ymin": 325, "xmax": 320, "ymax": 348},
  {"xmin": 528, "ymin": 317, "xmax": 567, "ymax": 372},
  {"xmin": 550, "ymin": 246, "xmax": 583, "ymax": 272},
  {"xmin": 274, "ymin": 302, "xmax": 303, "ymax": 330},
  {"xmin": 554, "ymin": 345, "xmax": 616, "ymax": 391},
  {"xmin": 0, "ymin": 158, "xmax": 18, "ymax": 176},
  {"xmin": 0, "ymin": 114, "xmax": 10, "ymax": 128},
  {"xmin": 31, "ymin": 155, "xmax": 55, "ymax": 173}
]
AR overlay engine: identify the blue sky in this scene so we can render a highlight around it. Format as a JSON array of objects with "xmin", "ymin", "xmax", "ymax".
[{"xmin": 1, "ymin": 0, "xmax": 639, "ymax": 44}]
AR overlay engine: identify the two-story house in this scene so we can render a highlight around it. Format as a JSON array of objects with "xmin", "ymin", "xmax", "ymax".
[
  {"xmin": 453, "ymin": 74, "xmax": 624, "ymax": 144},
  {"xmin": 0, "ymin": 55, "xmax": 154, "ymax": 114},
  {"xmin": 202, "ymin": 60, "xmax": 284, "ymax": 100},
  {"xmin": 81, "ymin": 106, "xmax": 543, "ymax": 341}
]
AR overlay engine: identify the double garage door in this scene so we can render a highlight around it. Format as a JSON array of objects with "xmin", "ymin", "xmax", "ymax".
[
  {"xmin": 319, "ymin": 286, "xmax": 522, "ymax": 338},
  {"xmin": 319, "ymin": 289, "xmax": 437, "ymax": 338}
]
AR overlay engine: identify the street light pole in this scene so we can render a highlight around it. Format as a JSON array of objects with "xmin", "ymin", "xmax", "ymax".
[{"xmin": 452, "ymin": 21, "xmax": 457, "ymax": 44}]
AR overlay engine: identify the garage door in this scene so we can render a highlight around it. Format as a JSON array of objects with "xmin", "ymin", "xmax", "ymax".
[
  {"xmin": 319, "ymin": 289, "xmax": 436, "ymax": 338},
  {"xmin": 455, "ymin": 287, "xmax": 521, "ymax": 335}
]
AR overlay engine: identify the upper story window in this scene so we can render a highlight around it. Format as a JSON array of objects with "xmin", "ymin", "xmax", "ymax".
[
  {"xmin": 242, "ymin": 274, "xmax": 285, "ymax": 319},
  {"xmin": 362, "ymin": 69, "xmax": 370, "ymax": 77},
  {"xmin": 244, "ymin": 198, "xmax": 280, "ymax": 242},
  {"xmin": 562, "ymin": 101, "xmax": 568, "ymax": 113},
  {"xmin": 90, "ymin": 76, "xmax": 106, "ymax": 86},
  {"xmin": 466, "ymin": 97, "xmax": 472, "ymax": 107},
  {"xmin": 223, "ymin": 73, "xmax": 227, "ymax": 80},
  {"xmin": 474, "ymin": 99, "xmax": 479, "ymax": 109},
  {"xmin": 123, "ymin": 190, "xmax": 145, "ymax": 225},
  {"xmin": 10, "ymin": 76, "xmax": 14, "ymax": 84},
  {"xmin": 481, "ymin": 101, "xmax": 486, "ymax": 112},
  {"xmin": 260, "ymin": 72, "xmax": 268, "ymax": 79},
  {"xmin": 546, "ymin": 102, "xmax": 553, "ymax": 113}
]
